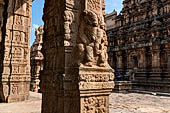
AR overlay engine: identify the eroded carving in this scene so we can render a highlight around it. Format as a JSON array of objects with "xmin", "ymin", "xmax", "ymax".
[
  {"xmin": 73, "ymin": 9, "xmax": 108, "ymax": 67},
  {"xmin": 64, "ymin": 10, "xmax": 74, "ymax": 46},
  {"xmin": 83, "ymin": 96, "xmax": 107, "ymax": 113}
]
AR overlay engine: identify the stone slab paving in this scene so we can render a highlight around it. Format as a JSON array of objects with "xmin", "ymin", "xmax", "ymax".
[
  {"xmin": 110, "ymin": 92, "xmax": 170, "ymax": 113},
  {"xmin": 0, "ymin": 92, "xmax": 42, "ymax": 113},
  {"xmin": 1, "ymin": 92, "xmax": 170, "ymax": 113}
]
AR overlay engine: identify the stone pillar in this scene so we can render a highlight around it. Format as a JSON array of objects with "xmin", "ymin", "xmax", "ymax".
[
  {"xmin": 0, "ymin": 0, "xmax": 32, "ymax": 102},
  {"xmin": 30, "ymin": 25, "xmax": 44, "ymax": 92},
  {"xmin": 41, "ymin": 0, "xmax": 115, "ymax": 113}
]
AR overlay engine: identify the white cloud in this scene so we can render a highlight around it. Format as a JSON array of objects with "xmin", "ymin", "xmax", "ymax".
[{"xmin": 32, "ymin": 24, "xmax": 39, "ymax": 32}]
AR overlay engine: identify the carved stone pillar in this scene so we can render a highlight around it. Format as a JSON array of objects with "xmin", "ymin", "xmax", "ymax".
[
  {"xmin": 41, "ymin": 0, "xmax": 115, "ymax": 113},
  {"xmin": 0, "ymin": 0, "xmax": 32, "ymax": 102}
]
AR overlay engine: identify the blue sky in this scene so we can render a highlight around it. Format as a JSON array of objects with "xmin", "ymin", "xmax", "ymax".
[
  {"xmin": 31, "ymin": 0, "xmax": 44, "ymax": 45},
  {"xmin": 30, "ymin": 0, "xmax": 124, "ymax": 45}
]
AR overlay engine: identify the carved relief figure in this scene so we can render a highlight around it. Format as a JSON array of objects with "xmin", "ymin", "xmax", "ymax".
[
  {"xmin": 64, "ymin": 10, "xmax": 74, "ymax": 46},
  {"xmin": 95, "ymin": 15, "xmax": 108, "ymax": 67},
  {"xmin": 11, "ymin": 84, "xmax": 18, "ymax": 95},
  {"xmin": 76, "ymin": 10, "xmax": 98, "ymax": 67},
  {"xmin": 15, "ymin": 15, "xmax": 23, "ymax": 25},
  {"xmin": 73, "ymin": 9, "xmax": 108, "ymax": 67}
]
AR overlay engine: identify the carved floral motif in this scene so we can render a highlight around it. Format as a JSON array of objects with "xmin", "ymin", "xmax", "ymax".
[
  {"xmin": 87, "ymin": 0, "xmax": 101, "ymax": 12},
  {"xmin": 83, "ymin": 96, "xmax": 107, "ymax": 113},
  {"xmin": 79, "ymin": 74, "xmax": 114, "ymax": 82}
]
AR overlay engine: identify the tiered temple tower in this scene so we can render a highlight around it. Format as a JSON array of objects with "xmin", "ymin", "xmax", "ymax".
[
  {"xmin": 107, "ymin": 0, "xmax": 170, "ymax": 92},
  {"xmin": 30, "ymin": 25, "xmax": 44, "ymax": 92}
]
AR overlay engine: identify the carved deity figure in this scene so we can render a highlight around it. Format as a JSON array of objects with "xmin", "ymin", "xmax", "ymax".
[
  {"xmin": 94, "ymin": 16, "xmax": 108, "ymax": 67},
  {"xmin": 76, "ymin": 10, "xmax": 98, "ymax": 67},
  {"xmin": 64, "ymin": 10, "xmax": 74, "ymax": 46},
  {"xmin": 72, "ymin": 10, "xmax": 108, "ymax": 67},
  {"xmin": 35, "ymin": 25, "xmax": 44, "ymax": 43}
]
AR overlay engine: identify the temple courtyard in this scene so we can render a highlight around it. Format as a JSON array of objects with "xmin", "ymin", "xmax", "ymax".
[{"xmin": 0, "ymin": 92, "xmax": 170, "ymax": 113}]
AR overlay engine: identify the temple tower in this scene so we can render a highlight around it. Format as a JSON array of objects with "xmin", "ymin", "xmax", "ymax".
[{"xmin": 30, "ymin": 25, "xmax": 44, "ymax": 92}]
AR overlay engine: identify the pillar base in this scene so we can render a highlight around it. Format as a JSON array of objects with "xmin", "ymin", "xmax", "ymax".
[
  {"xmin": 0, "ymin": 76, "xmax": 30, "ymax": 103},
  {"xmin": 65, "ymin": 66, "xmax": 115, "ymax": 113}
]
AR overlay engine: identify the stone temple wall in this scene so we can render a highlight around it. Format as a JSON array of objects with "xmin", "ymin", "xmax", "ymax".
[
  {"xmin": 0, "ymin": 0, "xmax": 32, "ymax": 102},
  {"xmin": 30, "ymin": 25, "xmax": 44, "ymax": 92},
  {"xmin": 40, "ymin": 0, "xmax": 115, "ymax": 113},
  {"xmin": 107, "ymin": 0, "xmax": 170, "ymax": 92}
]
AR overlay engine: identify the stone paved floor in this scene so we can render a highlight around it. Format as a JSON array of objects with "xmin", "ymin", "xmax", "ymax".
[
  {"xmin": 0, "ymin": 92, "xmax": 42, "ymax": 113},
  {"xmin": 0, "ymin": 92, "xmax": 170, "ymax": 113},
  {"xmin": 110, "ymin": 92, "xmax": 170, "ymax": 113}
]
